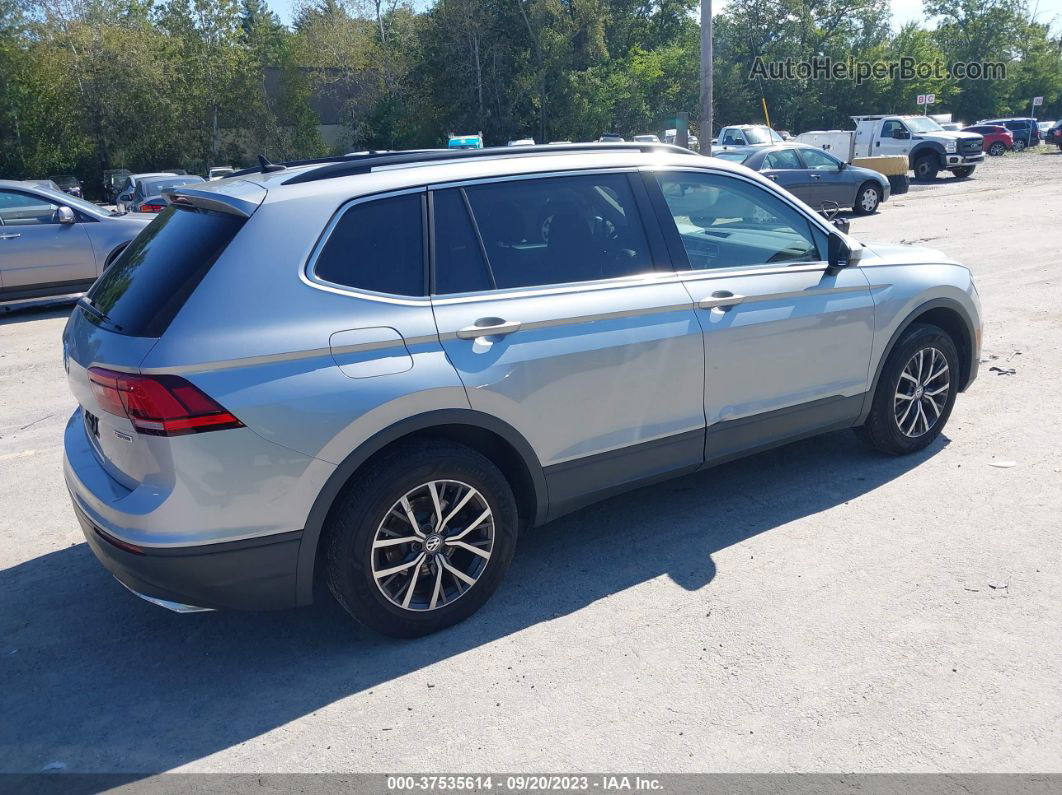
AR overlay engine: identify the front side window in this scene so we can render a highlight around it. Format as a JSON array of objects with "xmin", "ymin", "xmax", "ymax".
[
  {"xmin": 655, "ymin": 171, "xmax": 823, "ymax": 270},
  {"xmin": 0, "ymin": 190, "xmax": 59, "ymax": 226},
  {"xmin": 313, "ymin": 193, "xmax": 425, "ymax": 296},
  {"xmin": 800, "ymin": 148, "xmax": 842, "ymax": 170},
  {"xmin": 721, "ymin": 130, "xmax": 746, "ymax": 146},
  {"xmin": 456, "ymin": 173, "xmax": 655, "ymax": 290},
  {"xmin": 763, "ymin": 149, "xmax": 803, "ymax": 170}
]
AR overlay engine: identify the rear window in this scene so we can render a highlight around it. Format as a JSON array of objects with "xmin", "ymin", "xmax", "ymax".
[{"xmin": 85, "ymin": 205, "xmax": 244, "ymax": 337}]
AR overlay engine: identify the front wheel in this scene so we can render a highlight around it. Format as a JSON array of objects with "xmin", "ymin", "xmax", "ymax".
[
  {"xmin": 913, "ymin": 156, "xmax": 939, "ymax": 181},
  {"xmin": 951, "ymin": 166, "xmax": 975, "ymax": 178},
  {"xmin": 853, "ymin": 182, "xmax": 882, "ymax": 215},
  {"xmin": 324, "ymin": 440, "xmax": 518, "ymax": 637},
  {"xmin": 855, "ymin": 323, "xmax": 959, "ymax": 455},
  {"xmin": 988, "ymin": 141, "xmax": 1006, "ymax": 156}
]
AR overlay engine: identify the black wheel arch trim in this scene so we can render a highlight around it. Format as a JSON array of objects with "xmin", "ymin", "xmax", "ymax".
[
  {"xmin": 857, "ymin": 297, "xmax": 978, "ymax": 424},
  {"xmin": 294, "ymin": 408, "xmax": 548, "ymax": 606},
  {"xmin": 909, "ymin": 142, "xmax": 946, "ymax": 170}
]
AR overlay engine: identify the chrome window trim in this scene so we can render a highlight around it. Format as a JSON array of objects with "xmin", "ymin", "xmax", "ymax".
[{"xmin": 301, "ymin": 186, "xmax": 432, "ymax": 307}]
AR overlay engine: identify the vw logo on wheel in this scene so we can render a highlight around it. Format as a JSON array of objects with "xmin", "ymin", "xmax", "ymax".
[{"xmin": 424, "ymin": 534, "xmax": 443, "ymax": 553}]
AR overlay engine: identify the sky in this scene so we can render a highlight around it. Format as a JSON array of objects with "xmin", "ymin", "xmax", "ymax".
[{"xmin": 265, "ymin": 0, "xmax": 1062, "ymax": 32}]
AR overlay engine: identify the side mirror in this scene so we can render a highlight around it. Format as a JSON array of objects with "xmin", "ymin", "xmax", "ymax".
[
  {"xmin": 831, "ymin": 216, "xmax": 850, "ymax": 235},
  {"xmin": 57, "ymin": 206, "xmax": 76, "ymax": 224},
  {"xmin": 827, "ymin": 231, "xmax": 850, "ymax": 271}
]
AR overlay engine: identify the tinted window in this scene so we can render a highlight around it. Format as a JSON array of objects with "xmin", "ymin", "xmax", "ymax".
[
  {"xmin": 655, "ymin": 172, "xmax": 822, "ymax": 270},
  {"xmin": 763, "ymin": 149, "xmax": 803, "ymax": 169},
  {"xmin": 433, "ymin": 189, "xmax": 494, "ymax": 294},
  {"xmin": 314, "ymin": 193, "xmax": 425, "ymax": 296},
  {"xmin": 86, "ymin": 206, "xmax": 244, "ymax": 336},
  {"xmin": 463, "ymin": 174, "xmax": 655, "ymax": 289},
  {"xmin": 800, "ymin": 148, "xmax": 842, "ymax": 170}
]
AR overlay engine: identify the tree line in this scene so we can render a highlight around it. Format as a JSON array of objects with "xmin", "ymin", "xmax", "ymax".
[{"xmin": 1, "ymin": 0, "xmax": 1059, "ymax": 196}]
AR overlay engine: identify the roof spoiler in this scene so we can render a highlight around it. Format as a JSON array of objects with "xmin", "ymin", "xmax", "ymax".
[{"xmin": 164, "ymin": 179, "xmax": 267, "ymax": 218}]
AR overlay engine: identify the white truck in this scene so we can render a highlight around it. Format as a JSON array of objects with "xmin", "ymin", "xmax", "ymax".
[{"xmin": 797, "ymin": 115, "xmax": 984, "ymax": 180}]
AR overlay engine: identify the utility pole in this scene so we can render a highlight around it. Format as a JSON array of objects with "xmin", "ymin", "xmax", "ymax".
[{"xmin": 699, "ymin": 0, "xmax": 713, "ymax": 155}]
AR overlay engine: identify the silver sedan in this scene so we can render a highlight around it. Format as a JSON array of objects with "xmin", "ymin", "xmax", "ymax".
[{"xmin": 0, "ymin": 180, "xmax": 151, "ymax": 310}]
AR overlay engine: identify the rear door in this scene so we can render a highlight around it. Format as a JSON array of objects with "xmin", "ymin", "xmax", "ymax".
[
  {"xmin": 429, "ymin": 171, "xmax": 706, "ymax": 516},
  {"xmin": 646, "ymin": 167, "xmax": 875, "ymax": 462},
  {"xmin": 758, "ymin": 148, "xmax": 812, "ymax": 203},
  {"xmin": 0, "ymin": 188, "xmax": 95, "ymax": 296}
]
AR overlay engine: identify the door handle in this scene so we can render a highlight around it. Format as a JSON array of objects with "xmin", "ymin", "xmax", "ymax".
[
  {"xmin": 697, "ymin": 291, "xmax": 745, "ymax": 310},
  {"xmin": 456, "ymin": 319, "xmax": 522, "ymax": 340},
  {"xmin": 0, "ymin": 233, "xmax": 20, "ymax": 240},
  {"xmin": 767, "ymin": 174, "xmax": 778, "ymax": 180},
  {"xmin": 811, "ymin": 174, "xmax": 822, "ymax": 180}
]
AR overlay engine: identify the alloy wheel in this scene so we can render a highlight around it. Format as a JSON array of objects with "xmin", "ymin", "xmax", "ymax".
[
  {"xmin": 894, "ymin": 347, "xmax": 950, "ymax": 438},
  {"xmin": 370, "ymin": 480, "xmax": 494, "ymax": 611},
  {"xmin": 860, "ymin": 187, "xmax": 879, "ymax": 213}
]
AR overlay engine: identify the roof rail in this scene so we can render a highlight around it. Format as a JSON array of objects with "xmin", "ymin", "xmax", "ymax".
[{"xmin": 281, "ymin": 142, "xmax": 699, "ymax": 186}]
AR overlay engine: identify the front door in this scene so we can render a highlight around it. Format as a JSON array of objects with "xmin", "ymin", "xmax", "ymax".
[
  {"xmin": 647, "ymin": 168, "xmax": 876, "ymax": 462},
  {"xmin": 876, "ymin": 119, "xmax": 910, "ymax": 158},
  {"xmin": 429, "ymin": 172, "xmax": 706, "ymax": 517},
  {"xmin": 0, "ymin": 189, "xmax": 95, "ymax": 297},
  {"xmin": 799, "ymin": 147, "xmax": 853, "ymax": 209}
]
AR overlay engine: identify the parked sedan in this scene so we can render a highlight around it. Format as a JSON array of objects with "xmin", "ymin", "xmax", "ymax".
[
  {"xmin": 114, "ymin": 172, "xmax": 177, "ymax": 213},
  {"xmin": 128, "ymin": 174, "xmax": 206, "ymax": 213},
  {"xmin": 962, "ymin": 124, "xmax": 1014, "ymax": 156},
  {"xmin": 716, "ymin": 143, "xmax": 891, "ymax": 214},
  {"xmin": 0, "ymin": 180, "xmax": 151, "ymax": 308}
]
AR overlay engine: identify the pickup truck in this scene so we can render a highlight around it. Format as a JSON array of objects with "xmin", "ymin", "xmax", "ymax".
[{"xmin": 798, "ymin": 115, "xmax": 984, "ymax": 180}]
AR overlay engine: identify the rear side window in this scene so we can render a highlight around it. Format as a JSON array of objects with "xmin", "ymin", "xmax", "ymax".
[
  {"xmin": 313, "ymin": 193, "xmax": 426, "ymax": 296},
  {"xmin": 457, "ymin": 173, "xmax": 655, "ymax": 290},
  {"xmin": 86, "ymin": 206, "xmax": 243, "ymax": 337}
]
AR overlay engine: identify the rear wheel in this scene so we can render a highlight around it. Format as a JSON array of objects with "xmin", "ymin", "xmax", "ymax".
[
  {"xmin": 913, "ymin": 155, "xmax": 939, "ymax": 181},
  {"xmin": 856, "ymin": 323, "xmax": 959, "ymax": 455},
  {"xmin": 988, "ymin": 141, "xmax": 1006, "ymax": 156},
  {"xmin": 324, "ymin": 440, "xmax": 518, "ymax": 637},
  {"xmin": 1013, "ymin": 139, "xmax": 1027, "ymax": 152},
  {"xmin": 853, "ymin": 182, "xmax": 881, "ymax": 215}
]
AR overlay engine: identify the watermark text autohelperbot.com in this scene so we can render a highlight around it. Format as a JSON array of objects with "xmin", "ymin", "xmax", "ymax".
[{"xmin": 750, "ymin": 56, "xmax": 1007, "ymax": 85}]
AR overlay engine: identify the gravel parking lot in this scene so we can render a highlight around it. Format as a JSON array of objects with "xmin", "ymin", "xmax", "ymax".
[{"xmin": 1, "ymin": 150, "xmax": 1060, "ymax": 775}]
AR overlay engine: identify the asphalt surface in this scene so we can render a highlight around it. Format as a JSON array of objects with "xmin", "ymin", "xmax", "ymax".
[{"xmin": 1, "ymin": 150, "xmax": 1060, "ymax": 774}]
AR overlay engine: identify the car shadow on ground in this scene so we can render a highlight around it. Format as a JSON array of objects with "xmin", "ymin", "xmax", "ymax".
[
  {"xmin": 0, "ymin": 429, "xmax": 945, "ymax": 774},
  {"xmin": 0, "ymin": 305, "xmax": 74, "ymax": 327}
]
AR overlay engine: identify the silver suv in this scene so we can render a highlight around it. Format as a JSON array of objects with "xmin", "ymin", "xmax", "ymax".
[{"xmin": 62, "ymin": 144, "xmax": 981, "ymax": 636}]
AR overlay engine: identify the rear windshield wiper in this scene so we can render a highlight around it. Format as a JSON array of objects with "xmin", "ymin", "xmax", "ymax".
[{"xmin": 77, "ymin": 297, "xmax": 123, "ymax": 331}]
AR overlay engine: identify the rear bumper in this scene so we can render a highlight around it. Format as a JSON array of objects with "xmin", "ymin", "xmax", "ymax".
[{"xmin": 72, "ymin": 497, "xmax": 303, "ymax": 611}]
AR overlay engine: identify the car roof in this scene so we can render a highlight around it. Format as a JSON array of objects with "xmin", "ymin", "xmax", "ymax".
[{"xmin": 172, "ymin": 146, "xmax": 750, "ymax": 213}]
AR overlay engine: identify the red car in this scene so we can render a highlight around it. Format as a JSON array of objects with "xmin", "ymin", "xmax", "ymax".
[{"xmin": 963, "ymin": 124, "xmax": 1014, "ymax": 156}]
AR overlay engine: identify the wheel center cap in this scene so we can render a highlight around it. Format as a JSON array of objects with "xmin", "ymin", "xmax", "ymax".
[
  {"xmin": 913, "ymin": 386, "xmax": 925, "ymax": 399},
  {"xmin": 424, "ymin": 534, "xmax": 443, "ymax": 554}
]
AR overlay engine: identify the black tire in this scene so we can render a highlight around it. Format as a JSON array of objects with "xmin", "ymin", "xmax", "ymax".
[
  {"xmin": 913, "ymin": 155, "xmax": 939, "ymax": 181},
  {"xmin": 988, "ymin": 141, "xmax": 1006, "ymax": 156},
  {"xmin": 324, "ymin": 440, "xmax": 518, "ymax": 637},
  {"xmin": 855, "ymin": 323, "xmax": 960, "ymax": 455},
  {"xmin": 1013, "ymin": 139, "xmax": 1026, "ymax": 152},
  {"xmin": 853, "ymin": 181, "xmax": 881, "ymax": 215},
  {"xmin": 951, "ymin": 166, "xmax": 975, "ymax": 178}
]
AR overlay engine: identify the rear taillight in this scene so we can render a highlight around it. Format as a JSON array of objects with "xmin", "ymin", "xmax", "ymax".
[
  {"xmin": 87, "ymin": 367, "xmax": 243, "ymax": 436},
  {"xmin": 138, "ymin": 203, "xmax": 165, "ymax": 213}
]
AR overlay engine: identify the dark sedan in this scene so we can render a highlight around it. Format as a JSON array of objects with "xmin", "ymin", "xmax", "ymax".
[{"xmin": 714, "ymin": 143, "xmax": 891, "ymax": 215}]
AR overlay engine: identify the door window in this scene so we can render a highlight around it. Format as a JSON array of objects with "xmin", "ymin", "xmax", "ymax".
[
  {"xmin": 0, "ymin": 190, "xmax": 59, "ymax": 226},
  {"xmin": 655, "ymin": 172, "xmax": 824, "ymax": 270},
  {"xmin": 457, "ymin": 173, "xmax": 655, "ymax": 290},
  {"xmin": 313, "ymin": 193, "xmax": 426, "ymax": 296},
  {"xmin": 763, "ymin": 149, "xmax": 803, "ymax": 170},
  {"xmin": 881, "ymin": 120, "xmax": 906, "ymax": 138},
  {"xmin": 800, "ymin": 148, "xmax": 842, "ymax": 170}
]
